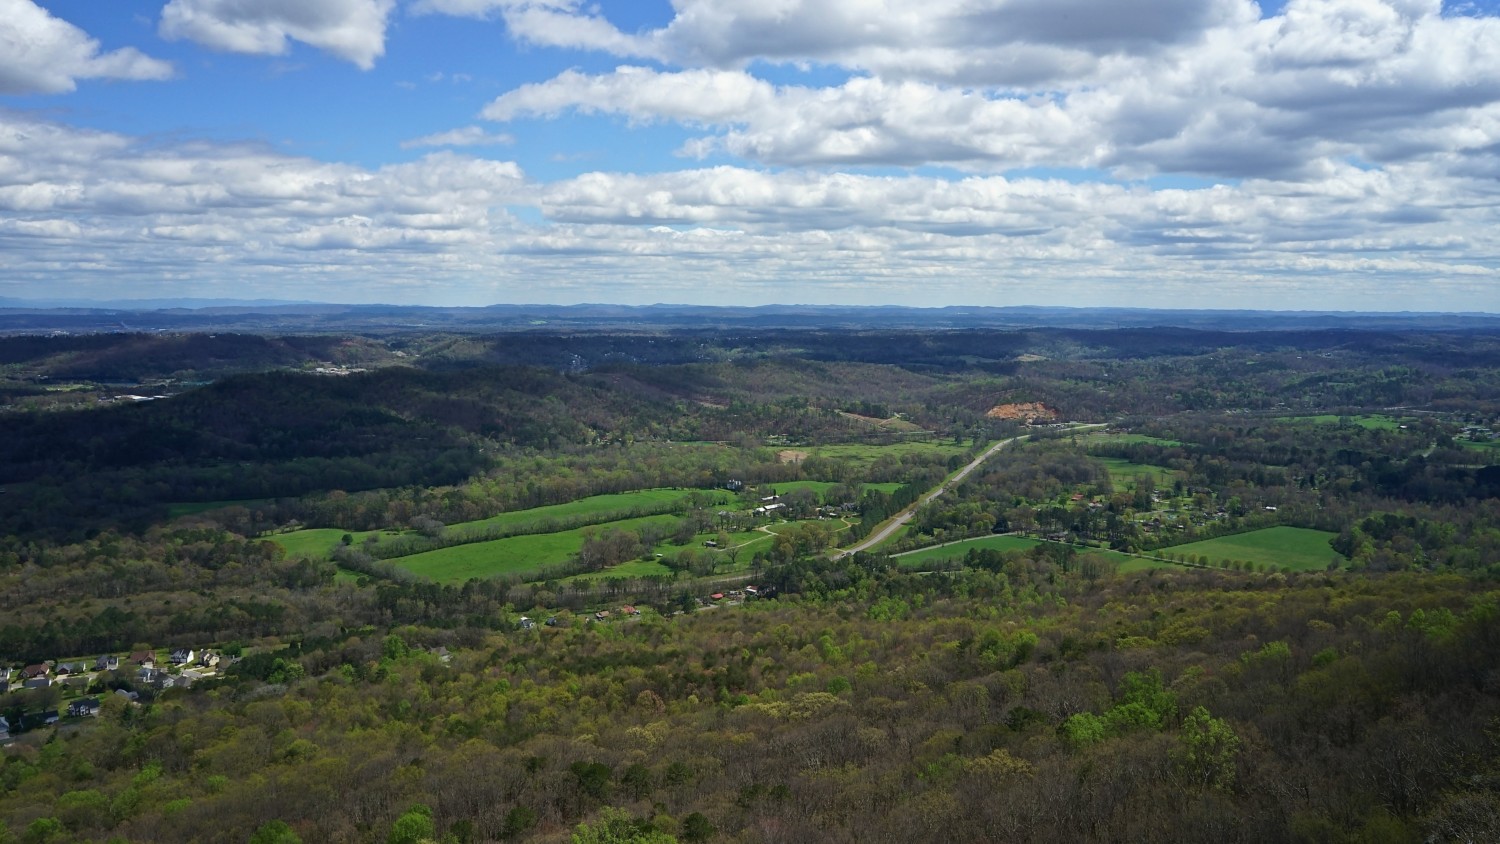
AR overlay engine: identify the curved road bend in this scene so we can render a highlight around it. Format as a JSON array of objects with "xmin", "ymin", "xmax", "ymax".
[{"xmin": 834, "ymin": 424, "xmax": 1106, "ymax": 559}]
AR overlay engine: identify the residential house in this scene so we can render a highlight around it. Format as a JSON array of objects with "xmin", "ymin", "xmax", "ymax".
[
  {"xmin": 199, "ymin": 652, "xmax": 221, "ymax": 668},
  {"xmin": 94, "ymin": 655, "xmax": 121, "ymax": 672},
  {"xmin": 622, "ymin": 606, "xmax": 640, "ymax": 616},
  {"xmin": 129, "ymin": 650, "xmax": 155, "ymax": 668},
  {"xmin": 137, "ymin": 666, "xmax": 163, "ymax": 685},
  {"xmin": 23, "ymin": 676, "xmax": 51, "ymax": 689},
  {"xmin": 517, "ymin": 616, "xmax": 535, "ymax": 630},
  {"xmin": 21, "ymin": 663, "xmax": 49, "ymax": 680},
  {"xmin": 593, "ymin": 610, "xmax": 611, "ymax": 622},
  {"xmin": 169, "ymin": 648, "xmax": 195, "ymax": 666},
  {"xmin": 114, "ymin": 689, "xmax": 140, "ymax": 703},
  {"xmin": 68, "ymin": 698, "xmax": 102, "ymax": 718},
  {"xmin": 0, "ymin": 716, "xmax": 9, "ymax": 741}
]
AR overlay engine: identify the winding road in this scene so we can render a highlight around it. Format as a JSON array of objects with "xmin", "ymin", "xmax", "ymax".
[{"xmin": 833, "ymin": 424, "xmax": 1106, "ymax": 559}]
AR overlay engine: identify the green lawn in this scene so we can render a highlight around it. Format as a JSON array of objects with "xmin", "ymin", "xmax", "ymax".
[
  {"xmin": 1460, "ymin": 439, "xmax": 1500, "ymax": 453},
  {"xmin": 1158, "ymin": 526, "xmax": 1343, "ymax": 571}
]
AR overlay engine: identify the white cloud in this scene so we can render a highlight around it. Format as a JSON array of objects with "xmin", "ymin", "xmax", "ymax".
[
  {"xmin": 159, "ymin": 0, "xmax": 395, "ymax": 69},
  {"xmin": 1, "ymin": 110, "xmax": 1494, "ymax": 309},
  {"xmin": 0, "ymin": 0, "xmax": 172, "ymax": 94},
  {"xmin": 413, "ymin": 0, "xmax": 657, "ymax": 58},
  {"xmin": 477, "ymin": 1, "xmax": 1500, "ymax": 183},
  {"xmin": 401, "ymin": 126, "xmax": 515, "ymax": 149}
]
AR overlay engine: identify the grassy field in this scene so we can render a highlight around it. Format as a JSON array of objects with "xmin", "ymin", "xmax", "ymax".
[
  {"xmin": 1276, "ymin": 414, "xmax": 1407, "ymax": 431},
  {"xmin": 895, "ymin": 535, "xmax": 1144, "ymax": 569},
  {"xmin": 269, "ymin": 528, "xmax": 402, "ymax": 559},
  {"xmin": 1460, "ymin": 439, "xmax": 1500, "ymax": 453},
  {"xmin": 1096, "ymin": 457, "xmax": 1178, "ymax": 486},
  {"xmin": 758, "ymin": 480, "xmax": 904, "ymax": 497},
  {"xmin": 1159, "ymin": 526, "xmax": 1342, "ymax": 571},
  {"xmin": 1087, "ymin": 432, "xmax": 1184, "ymax": 447},
  {"xmin": 443, "ymin": 488, "xmax": 727, "ymax": 535},
  {"xmin": 801, "ymin": 441, "xmax": 974, "ymax": 466},
  {"xmin": 390, "ymin": 514, "xmax": 684, "ymax": 583}
]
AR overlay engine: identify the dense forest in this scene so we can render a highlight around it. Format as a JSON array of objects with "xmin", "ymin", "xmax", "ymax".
[{"xmin": 2, "ymin": 324, "xmax": 1499, "ymax": 842}]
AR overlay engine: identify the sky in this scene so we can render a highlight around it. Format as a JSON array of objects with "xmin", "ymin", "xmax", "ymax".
[{"xmin": 2, "ymin": 1, "xmax": 1500, "ymax": 310}]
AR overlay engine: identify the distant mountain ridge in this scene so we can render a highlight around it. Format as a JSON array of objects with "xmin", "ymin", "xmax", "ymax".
[{"xmin": 1, "ymin": 299, "xmax": 1499, "ymax": 334}]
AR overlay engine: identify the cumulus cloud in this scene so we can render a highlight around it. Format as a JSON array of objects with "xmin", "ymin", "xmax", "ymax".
[
  {"xmin": 476, "ymin": 1, "xmax": 1500, "ymax": 183},
  {"xmin": 400, "ymin": 126, "xmax": 515, "ymax": 149},
  {"xmin": 159, "ymin": 0, "xmax": 395, "ymax": 69},
  {"xmin": 1, "ymin": 110, "xmax": 1494, "ymax": 308},
  {"xmin": 412, "ymin": 0, "xmax": 657, "ymax": 58},
  {"xmin": 0, "ymin": 0, "xmax": 173, "ymax": 94}
]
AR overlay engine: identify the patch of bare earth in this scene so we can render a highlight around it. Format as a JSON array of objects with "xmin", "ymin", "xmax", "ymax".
[
  {"xmin": 778, "ymin": 450, "xmax": 809, "ymax": 464},
  {"xmin": 985, "ymin": 402, "xmax": 1059, "ymax": 424}
]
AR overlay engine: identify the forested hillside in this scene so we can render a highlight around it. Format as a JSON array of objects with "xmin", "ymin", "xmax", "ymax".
[{"xmin": 2, "ymin": 326, "xmax": 1499, "ymax": 843}]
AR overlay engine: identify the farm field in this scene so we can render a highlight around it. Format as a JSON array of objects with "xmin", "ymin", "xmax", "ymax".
[
  {"xmin": 895, "ymin": 535, "xmax": 1143, "ymax": 569},
  {"xmin": 444, "ymin": 488, "xmax": 726, "ymax": 534},
  {"xmin": 270, "ymin": 528, "xmax": 401, "ymax": 559},
  {"xmin": 391, "ymin": 514, "xmax": 685, "ymax": 583},
  {"xmin": 1159, "ymin": 526, "xmax": 1343, "ymax": 571},
  {"xmin": 757, "ymin": 480, "xmax": 904, "ymax": 497},
  {"xmin": 1095, "ymin": 457, "xmax": 1178, "ymax": 486},
  {"xmin": 1276, "ymin": 414, "xmax": 1408, "ymax": 431},
  {"xmin": 1460, "ymin": 439, "xmax": 1500, "ymax": 453},
  {"xmin": 801, "ymin": 440, "xmax": 974, "ymax": 466},
  {"xmin": 1086, "ymin": 432, "xmax": 1184, "ymax": 446}
]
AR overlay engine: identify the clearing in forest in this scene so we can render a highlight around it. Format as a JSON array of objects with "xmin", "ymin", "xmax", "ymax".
[
  {"xmin": 895, "ymin": 535, "xmax": 1144, "ymax": 569},
  {"xmin": 1159, "ymin": 526, "xmax": 1343, "ymax": 571}
]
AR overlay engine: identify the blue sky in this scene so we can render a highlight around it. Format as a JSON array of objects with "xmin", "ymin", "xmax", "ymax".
[{"xmin": 2, "ymin": 0, "xmax": 1500, "ymax": 309}]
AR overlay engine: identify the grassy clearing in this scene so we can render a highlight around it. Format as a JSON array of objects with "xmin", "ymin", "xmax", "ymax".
[
  {"xmin": 896, "ymin": 535, "xmax": 1148, "ymax": 570},
  {"xmin": 1159, "ymin": 526, "xmax": 1342, "ymax": 571},
  {"xmin": 445, "ymin": 488, "xmax": 726, "ymax": 535},
  {"xmin": 1276, "ymin": 414, "xmax": 1407, "ymax": 431},
  {"xmin": 1096, "ymin": 457, "xmax": 1178, "ymax": 486},
  {"xmin": 270, "ymin": 528, "xmax": 401, "ymax": 559},
  {"xmin": 801, "ymin": 440, "xmax": 973, "ymax": 466},
  {"xmin": 167, "ymin": 499, "xmax": 271, "ymax": 519},
  {"xmin": 1087, "ymin": 432, "xmax": 1184, "ymax": 447},
  {"xmin": 391, "ymin": 514, "xmax": 683, "ymax": 583},
  {"xmin": 1460, "ymin": 439, "xmax": 1500, "ymax": 453},
  {"xmin": 755, "ymin": 480, "xmax": 904, "ymax": 498}
]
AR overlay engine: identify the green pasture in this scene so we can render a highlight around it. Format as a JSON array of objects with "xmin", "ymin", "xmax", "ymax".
[
  {"xmin": 800, "ymin": 440, "xmax": 973, "ymax": 466},
  {"xmin": 1158, "ymin": 526, "xmax": 1343, "ymax": 571},
  {"xmin": 1086, "ymin": 432, "xmax": 1184, "ymax": 447},
  {"xmin": 1276, "ymin": 414, "xmax": 1406, "ymax": 431},
  {"xmin": 895, "ymin": 535, "xmax": 1142, "ymax": 570},
  {"xmin": 390, "ymin": 514, "xmax": 684, "ymax": 583},
  {"xmin": 1460, "ymin": 439, "xmax": 1500, "ymax": 453},
  {"xmin": 270, "ymin": 528, "xmax": 401, "ymax": 559},
  {"xmin": 445, "ymin": 488, "xmax": 727, "ymax": 535},
  {"xmin": 1095, "ymin": 457, "xmax": 1178, "ymax": 486},
  {"xmin": 757, "ymin": 480, "xmax": 904, "ymax": 498}
]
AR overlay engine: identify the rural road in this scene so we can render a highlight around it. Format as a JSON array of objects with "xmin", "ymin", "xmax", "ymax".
[{"xmin": 834, "ymin": 424, "xmax": 1106, "ymax": 559}]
